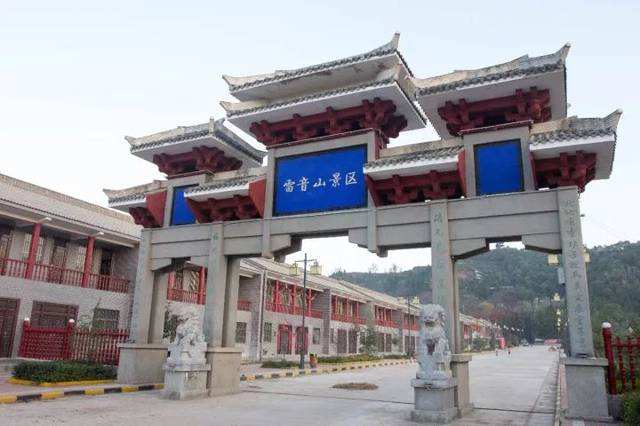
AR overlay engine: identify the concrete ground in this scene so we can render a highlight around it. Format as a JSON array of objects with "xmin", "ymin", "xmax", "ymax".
[{"xmin": 0, "ymin": 346, "xmax": 559, "ymax": 425}]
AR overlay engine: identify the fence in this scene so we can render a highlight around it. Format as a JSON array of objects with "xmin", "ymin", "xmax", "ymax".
[
  {"xmin": 0, "ymin": 258, "xmax": 129, "ymax": 293},
  {"xmin": 602, "ymin": 323, "xmax": 639, "ymax": 394},
  {"xmin": 18, "ymin": 320, "xmax": 128, "ymax": 365}
]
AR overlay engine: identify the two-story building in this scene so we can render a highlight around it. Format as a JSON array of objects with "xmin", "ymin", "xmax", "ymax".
[{"xmin": 0, "ymin": 173, "xmax": 139, "ymax": 358}]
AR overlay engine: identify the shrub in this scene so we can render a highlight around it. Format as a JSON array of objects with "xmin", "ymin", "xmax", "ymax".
[
  {"xmin": 260, "ymin": 359, "xmax": 299, "ymax": 369},
  {"xmin": 318, "ymin": 354, "xmax": 408, "ymax": 364},
  {"xmin": 623, "ymin": 392, "xmax": 640, "ymax": 426},
  {"xmin": 13, "ymin": 361, "xmax": 116, "ymax": 384}
]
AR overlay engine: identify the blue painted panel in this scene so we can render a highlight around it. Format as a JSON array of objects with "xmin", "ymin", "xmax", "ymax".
[
  {"xmin": 274, "ymin": 145, "xmax": 367, "ymax": 216},
  {"xmin": 170, "ymin": 185, "xmax": 196, "ymax": 226},
  {"xmin": 475, "ymin": 140, "xmax": 524, "ymax": 196}
]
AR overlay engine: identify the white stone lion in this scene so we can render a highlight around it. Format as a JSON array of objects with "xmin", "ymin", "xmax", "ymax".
[
  {"xmin": 167, "ymin": 307, "xmax": 206, "ymax": 366},
  {"xmin": 416, "ymin": 304, "xmax": 452, "ymax": 382}
]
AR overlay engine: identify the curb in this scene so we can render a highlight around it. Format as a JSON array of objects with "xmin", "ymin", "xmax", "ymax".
[
  {"xmin": 240, "ymin": 359, "xmax": 414, "ymax": 382},
  {"xmin": 0, "ymin": 383, "xmax": 164, "ymax": 404},
  {"xmin": 8, "ymin": 378, "xmax": 116, "ymax": 387}
]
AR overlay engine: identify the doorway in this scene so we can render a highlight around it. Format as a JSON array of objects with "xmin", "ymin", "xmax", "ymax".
[{"xmin": 0, "ymin": 298, "xmax": 19, "ymax": 357}]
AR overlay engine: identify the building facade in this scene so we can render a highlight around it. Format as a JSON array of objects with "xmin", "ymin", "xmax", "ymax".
[
  {"xmin": 0, "ymin": 173, "xmax": 140, "ymax": 358},
  {"xmin": 160, "ymin": 257, "xmax": 422, "ymax": 361}
]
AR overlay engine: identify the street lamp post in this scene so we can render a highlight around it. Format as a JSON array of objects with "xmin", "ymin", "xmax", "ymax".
[{"xmin": 290, "ymin": 254, "xmax": 321, "ymax": 370}]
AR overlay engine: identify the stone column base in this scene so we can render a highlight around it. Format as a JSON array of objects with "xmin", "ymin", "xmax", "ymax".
[
  {"xmin": 411, "ymin": 378, "xmax": 458, "ymax": 424},
  {"xmin": 206, "ymin": 346, "xmax": 242, "ymax": 397},
  {"xmin": 451, "ymin": 353, "xmax": 473, "ymax": 417},
  {"xmin": 562, "ymin": 357, "xmax": 612, "ymax": 421},
  {"xmin": 163, "ymin": 363, "xmax": 211, "ymax": 400},
  {"xmin": 117, "ymin": 343, "xmax": 168, "ymax": 385}
]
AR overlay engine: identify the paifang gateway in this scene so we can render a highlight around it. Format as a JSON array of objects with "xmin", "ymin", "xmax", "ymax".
[{"xmin": 104, "ymin": 34, "xmax": 621, "ymax": 421}]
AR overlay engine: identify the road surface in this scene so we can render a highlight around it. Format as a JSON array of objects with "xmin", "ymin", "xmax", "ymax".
[{"xmin": 0, "ymin": 345, "xmax": 559, "ymax": 425}]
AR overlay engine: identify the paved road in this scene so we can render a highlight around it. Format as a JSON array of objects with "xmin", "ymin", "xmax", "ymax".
[{"xmin": 0, "ymin": 346, "xmax": 559, "ymax": 425}]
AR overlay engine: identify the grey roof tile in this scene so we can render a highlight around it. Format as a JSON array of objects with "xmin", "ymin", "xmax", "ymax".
[
  {"xmin": 223, "ymin": 33, "xmax": 413, "ymax": 91},
  {"xmin": 413, "ymin": 44, "xmax": 570, "ymax": 97},
  {"xmin": 127, "ymin": 119, "xmax": 266, "ymax": 163},
  {"xmin": 365, "ymin": 146, "xmax": 462, "ymax": 169},
  {"xmin": 0, "ymin": 173, "xmax": 140, "ymax": 239},
  {"xmin": 224, "ymin": 78, "xmax": 398, "ymax": 117},
  {"xmin": 531, "ymin": 110, "xmax": 622, "ymax": 145}
]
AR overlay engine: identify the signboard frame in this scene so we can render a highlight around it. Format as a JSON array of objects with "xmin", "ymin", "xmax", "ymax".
[{"xmin": 272, "ymin": 144, "xmax": 368, "ymax": 217}]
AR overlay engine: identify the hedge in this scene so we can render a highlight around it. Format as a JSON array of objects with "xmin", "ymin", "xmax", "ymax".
[
  {"xmin": 260, "ymin": 360, "xmax": 299, "ymax": 369},
  {"xmin": 13, "ymin": 361, "xmax": 117, "ymax": 383},
  {"xmin": 318, "ymin": 354, "xmax": 408, "ymax": 364}
]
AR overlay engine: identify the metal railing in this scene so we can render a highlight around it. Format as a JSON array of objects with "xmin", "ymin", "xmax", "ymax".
[
  {"xmin": 603, "ymin": 324, "xmax": 639, "ymax": 395},
  {"xmin": 0, "ymin": 257, "xmax": 129, "ymax": 294},
  {"xmin": 265, "ymin": 302, "xmax": 323, "ymax": 319},
  {"xmin": 331, "ymin": 313, "xmax": 366, "ymax": 324}
]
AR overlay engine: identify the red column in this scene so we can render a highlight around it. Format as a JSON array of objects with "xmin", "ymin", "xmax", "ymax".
[
  {"xmin": 24, "ymin": 222, "xmax": 42, "ymax": 279},
  {"xmin": 197, "ymin": 267, "xmax": 206, "ymax": 305},
  {"xmin": 602, "ymin": 324, "xmax": 617, "ymax": 394},
  {"xmin": 81, "ymin": 236, "xmax": 95, "ymax": 287}
]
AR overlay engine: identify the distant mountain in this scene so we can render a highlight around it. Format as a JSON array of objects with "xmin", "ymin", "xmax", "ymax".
[{"xmin": 332, "ymin": 241, "xmax": 640, "ymax": 340}]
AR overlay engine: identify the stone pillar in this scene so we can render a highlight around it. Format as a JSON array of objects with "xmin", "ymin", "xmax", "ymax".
[
  {"xmin": 222, "ymin": 257, "xmax": 241, "ymax": 347},
  {"xmin": 557, "ymin": 188, "xmax": 610, "ymax": 421},
  {"xmin": 430, "ymin": 200, "xmax": 472, "ymax": 420},
  {"xmin": 203, "ymin": 224, "xmax": 227, "ymax": 347},
  {"xmin": 319, "ymin": 289, "xmax": 332, "ymax": 355},
  {"xmin": 430, "ymin": 201, "xmax": 456, "ymax": 346},
  {"xmin": 130, "ymin": 230, "xmax": 154, "ymax": 343},
  {"xmin": 149, "ymin": 272, "xmax": 168, "ymax": 343}
]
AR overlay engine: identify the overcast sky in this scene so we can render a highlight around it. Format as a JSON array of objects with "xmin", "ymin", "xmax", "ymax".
[{"xmin": 1, "ymin": 1, "xmax": 638, "ymax": 273}]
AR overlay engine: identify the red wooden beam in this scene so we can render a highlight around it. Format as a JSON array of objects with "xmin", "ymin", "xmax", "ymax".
[
  {"xmin": 249, "ymin": 98, "xmax": 407, "ymax": 147},
  {"xmin": 366, "ymin": 170, "xmax": 463, "ymax": 206},
  {"xmin": 438, "ymin": 87, "xmax": 551, "ymax": 135},
  {"xmin": 152, "ymin": 146, "xmax": 242, "ymax": 178},
  {"xmin": 534, "ymin": 151, "xmax": 597, "ymax": 192},
  {"xmin": 24, "ymin": 222, "xmax": 42, "ymax": 280},
  {"xmin": 81, "ymin": 236, "xmax": 95, "ymax": 288}
]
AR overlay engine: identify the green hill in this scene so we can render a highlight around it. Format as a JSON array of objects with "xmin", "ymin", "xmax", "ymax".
[{"xmin": 332, "ymin": 241, "xmax": 640, "ymax": 343}]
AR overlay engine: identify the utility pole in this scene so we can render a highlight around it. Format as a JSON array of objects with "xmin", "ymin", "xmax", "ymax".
[{"xmin": 290, "ymin": 254, "xmax": 321, "ymax": 370}]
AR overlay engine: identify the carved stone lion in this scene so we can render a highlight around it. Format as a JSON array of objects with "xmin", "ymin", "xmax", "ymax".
[
  {"xmin": 416, "ymin": 304, "xmax": 452, "ymax": 382},
  {"xmin": 167, "ymin": 307, "xmax": 206, "ymax": 366}
]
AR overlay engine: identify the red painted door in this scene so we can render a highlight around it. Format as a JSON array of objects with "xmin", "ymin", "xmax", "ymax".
[{"xmin": 0, "ymin": 298, "xmax": 19, "ymax": 357}]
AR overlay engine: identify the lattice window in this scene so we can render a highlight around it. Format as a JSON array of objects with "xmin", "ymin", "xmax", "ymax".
[
  {"xmin": 31, "ymin": 301, "xmax": 77, "ymax": 328},
  {"xmin": 92, "ymin": 308, "xmax": 119, "ymax": 330},
  {"xmin": 263, "ymin": 322, "xmax": 272, "ymax": 342},
  {"xmin": 21, "ymin": 233, "xmax": 45, "ymax": 263},
  {"xmin": 235, "ymin": 322, "xmax": 247, "ymax": 344},
  {"xmin": 312, "ymin": 328, "xmax": 321, "ymax": 345}
]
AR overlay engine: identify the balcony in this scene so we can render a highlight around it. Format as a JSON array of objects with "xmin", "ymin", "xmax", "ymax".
[
  {"xmin": 265, "ymin": 302, "xmax": 323, "ymax": 319},
  {"xmin": 376, "ymin": 319, "xmax": 398, "ymax": 328},
  {"xmin": 403, "ymin": 322, "xmax": 419, "ymax": 331},
  {"xmin": 331, "ymin": 313, "xmax": 366, "ymax": 325},
  {"xmin": 237, "ymin": 300, "xmax": 251, "ymax": 311},
  {"xmin": 0, "ymin": 258, "xmax": 130, "ymax": 294},
  {"xmin": 167, "ymin": 286, "xmax": 202, "ymax": 304}
]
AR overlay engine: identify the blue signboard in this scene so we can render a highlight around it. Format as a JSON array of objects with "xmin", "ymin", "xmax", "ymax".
[
  {"xmin": 274, "ymin": 145, "xmax": 367, "ymax": 216},
  {"xmin": 474, "ymin": 140, "xmax": 524, "ymax": 196},
  {"xmin": 170, "ymin": 185, "xmax": 197, "ymax": 226}
]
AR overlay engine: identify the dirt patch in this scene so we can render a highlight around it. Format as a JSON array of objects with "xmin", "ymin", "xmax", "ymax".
[{"xmin": 331, "ymin": 382, "xmax": 378, "ymax": 390}]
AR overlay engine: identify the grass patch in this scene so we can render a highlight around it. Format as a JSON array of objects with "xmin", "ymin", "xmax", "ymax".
[
  {"xmin": 260, "ymin": 359, "xmax": 300, "ymax": 369},
  {"xmin": 332, "ymin": 382, "xmax": 378, "ymax": 390},
  {"xmin": 13, "ymin": 361, "xmax": 116, "ymax": 384}
]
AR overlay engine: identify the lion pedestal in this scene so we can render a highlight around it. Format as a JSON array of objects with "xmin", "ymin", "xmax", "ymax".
[
  {"xmin": 162, "ymin": 308, "xmax": 210, "ymax": 400},
  {"xmin": 410, "ymin": 304, "xmax": 458, "ymax": 424}
]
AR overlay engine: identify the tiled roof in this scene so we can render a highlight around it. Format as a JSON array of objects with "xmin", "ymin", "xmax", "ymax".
[
  {"xmin": 0, "ymin": 173, "xmax": 140, "ymax": 239},
  {"xmin": 126, "ymin": 118, "xmax": 266, "ymax": 163},
  {"xmin": 413, "ymin": 44, "xmax": 570, "ymax": 97},
  {"xmin": 223, "ymin": 33, "xmax": 413, "ymax": 91},
  {"xmin": 365, "ymin": 146, "xmax": 462, "ymax": 170},
  {"xmin": 530, "ymin": 110, "xmax": 622, "ymax": 145},
  {"xmin": 104, "ymin": 180, "xmax": 166, "ymax": 205},
  {"xmin": 185, "ymin": 175, "xmax": 261, "ymax": 196},
  {"xmin": 222, "ymin": 78, "xmax": 398, "ymax": 117}
]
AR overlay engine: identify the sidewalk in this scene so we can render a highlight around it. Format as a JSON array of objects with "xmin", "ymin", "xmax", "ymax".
[{"xmin": 0, "ymin": 359, "xmax": 413, "ymax": 404}]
